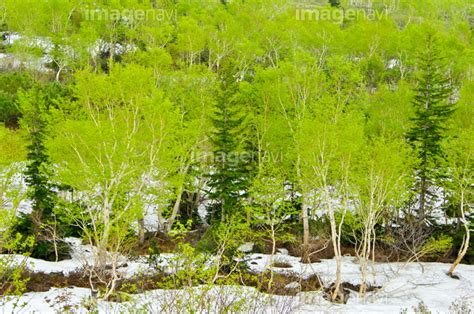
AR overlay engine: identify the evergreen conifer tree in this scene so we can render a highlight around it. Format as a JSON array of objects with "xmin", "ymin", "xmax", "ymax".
[
  {"xmin": 21, "ymin": 84, "xmax": 66, "ymax": 233},
  {"xmin": 406, "ymin": 34, "xmax": 456, "ymax": 220},
  {"xmin": 329, "ymin": 0, "xmax": 341, "ymax": 8},
  {"xmin": 207, "ymin": 61, "xmax": 251, "ymax": 222},
  {"xmin": 25, "ymin": 127, "xmax": 56, "ymax": 227}
]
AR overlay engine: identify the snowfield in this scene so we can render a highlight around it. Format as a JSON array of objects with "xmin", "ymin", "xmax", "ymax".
[
  {"xmin": 1, "ymin": 241, "xmax": 473, "ymax": 313},
  {"xmin": 1, "ymin": 171, "xmax": 472, "ymax": 312},
  {"xmin": 0, "ymin": 237, "xmax": 174, "ymax": 279},
  {"xmin": 246, "ymin": 253, "xmax": 474, "ymax": 313}
]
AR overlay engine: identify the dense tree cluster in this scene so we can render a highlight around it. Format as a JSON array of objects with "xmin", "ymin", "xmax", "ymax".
[{"xmin": 0, "ymin": 0, "xmax": 472, "ymax": 302}]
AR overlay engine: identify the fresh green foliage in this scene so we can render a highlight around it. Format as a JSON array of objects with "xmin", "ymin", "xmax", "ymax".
[
  {"xmin": 0, "ymin": 72, "xmax": 32, "ymax": 128},
  {"xmin": 0, "ymin": 0, "xmax": 472, "ymax": 303}
]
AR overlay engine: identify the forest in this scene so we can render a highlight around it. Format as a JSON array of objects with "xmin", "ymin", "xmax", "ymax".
[{"xmin": 0, "ymin": 0, "xmax": 473, "ymax": 312}]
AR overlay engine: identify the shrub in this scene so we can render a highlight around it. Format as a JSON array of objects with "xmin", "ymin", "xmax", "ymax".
[
  {"xmin": 0, "ymin": 233, "xmax": 33, "ymax": 298},
  {"xmin": 0, "ymin": 256, "xmax": 29, "ymax": 296},
  {"xmin": 30, "ymin": 240, "xmax": 71, "ymax": 261},
  {"xmin": 420, "ymin": 235, "xmax": 453, "ymax": 259},
  {"xmin": 449, "ymin": 297, "xmax": 472, "ymax": 314}
]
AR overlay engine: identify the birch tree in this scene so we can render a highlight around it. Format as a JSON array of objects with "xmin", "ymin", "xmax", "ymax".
[
  {"xmin": 48, "ymin": 65, "xmax": 179, "ymax": 299},
  {"xmin": 299, "ymin": 111, "xmax": 364, "ymax": 303},
  {"xmin": 446, "ymin": 127, "xmax": 473, "ymax": 277},
  {"xmin": 248, "ymin": 160, "xmax": 297, "ymax": 291},
  {"xmin": 254, "ymin": 58, "xmax": 323, "ymax": 262},
  {"xmin": 353, "ymin": 139, "xmax": 410, "ymax": 296},
  {"xmin": 298, "ymin": 55, "xmax": 366, "ymax": 302}
]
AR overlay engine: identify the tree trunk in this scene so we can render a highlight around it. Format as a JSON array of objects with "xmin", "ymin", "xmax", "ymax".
[
  {"xmin": 166, "ymin": 186, "xmax": 184, "ymax": 233},
  {"xmin": 448, "ymin": 190, "xmax": 470, "ymax": 277},
  {"xmin": 330, "ymin": 222, "xmax": 342, "ymax": 301},
  {"xmin": 301, "ymin": 203, "xmax": 310, "ymax": 263},
  {"xmin": 268, "ymin": 224, "xmax": 276, "ymax": 291},
  {"xmin": 138, "ymin": 218, "xmax": 145, "ymax": 245},
  {"xmin": 418, "ymin": 176, "xmax": 427, "ymax": 220},
  {"xmin": 221, "ymin": 198, "xmax": 226, "ymax": 222},
  {"xmin": 327, "ymin": 190, "xmax": 342, "ymax": 302},
  {"xmin": 448, "ymin": 229, "xmax": 470, "ymax": 277}
]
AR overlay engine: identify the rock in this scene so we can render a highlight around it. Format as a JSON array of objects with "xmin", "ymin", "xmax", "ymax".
[
  {"xmin": 238, "ymin": 242, "xmax": 254, "ymax": 253},
  {"xmin": 324, "ymin": 283, "xmax": 350, "ymax": 304},
  {"xmin": 284, "ymin": 281, "xmax": 301, "ymax": 290},
  {"xmin": 277, "ymin": 248, "xmax": 289, "ymax": 255}
]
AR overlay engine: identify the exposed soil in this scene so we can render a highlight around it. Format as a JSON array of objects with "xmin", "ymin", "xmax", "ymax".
[
  {"xmin": 0, "ymin": 228, "xmax": 461, "ymax": 303},
  {"xmin": 0, "ymin": 271, "xmax": 91, "ymax": 296},
  {"xmin": 5, "ymin": 268, "xmax": 381, "ymax": 304},
  {"xmin": 241, "ymin": 272, "xmax": 322, "ymax": 296},
  {"xmin": 269, "ymin": 262, "xmax": 293, "ymax": 268},
  {"xmin": 26, "ymin": 271, "xmax": 91, "ymax": 292},
  {"xmin": 124, "ymin": 228, "xmax": 461, "ymax": 265},
  {"xmin": 281, "ymin": 237, "xmax": 458, "ymax": 264},
  {"xmin": 322, "ymin": 282, "xmax": 382, "ymax": 304},
  {"xmin": 1, "ymin": 268, "xmax": 323, "ymax": 299},
  {"xmin": 132, "ymin": 229, "xmax": 206, "ymax": 255}
]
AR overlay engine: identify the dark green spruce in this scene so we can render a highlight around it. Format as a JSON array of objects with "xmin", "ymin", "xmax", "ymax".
[
  {"xmin": 406, "ymin": 34, "xmax": 456, "ymax": 221},
  {"xmin": 23, "ymin": 84, "xmax": 69, "ymax": 234},
  {"xmin": 329, "ymin": 0, "xmax": 341, "ymax": 8},
  {"xmin": 207, "ymin": 62, "xmax": 252, "ymax": 222}
]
